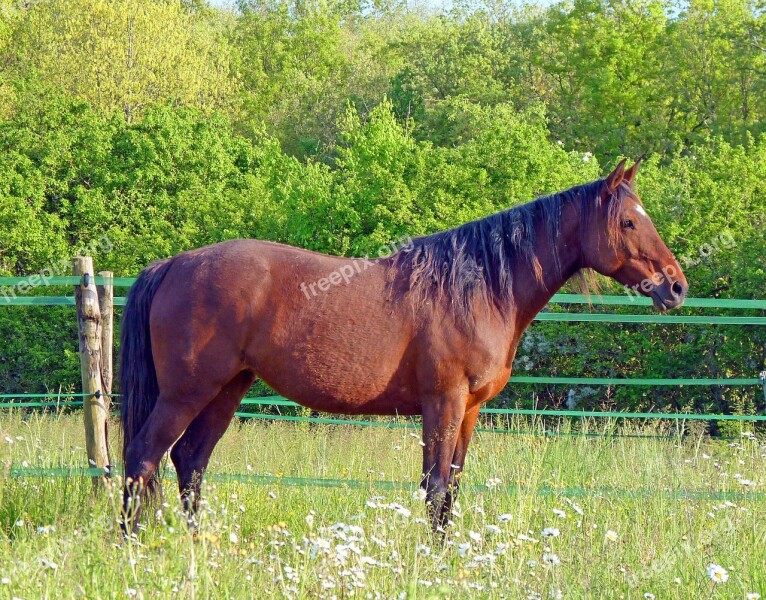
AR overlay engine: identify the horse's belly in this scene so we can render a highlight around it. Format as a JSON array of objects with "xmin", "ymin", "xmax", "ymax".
[{"xmin": 259, "ymin": 360, "xmax": 421, "ymax": 415}]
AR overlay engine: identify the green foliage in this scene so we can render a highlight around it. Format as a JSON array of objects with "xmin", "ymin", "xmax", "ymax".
[{"xmin": 0, "ymin": 0, "xmax": 763, "ymax": 419}]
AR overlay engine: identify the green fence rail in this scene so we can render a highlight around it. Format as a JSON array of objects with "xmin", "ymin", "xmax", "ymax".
[
  {"xmin": 2, "ymin": 393, "xmax": 766, "ymax": 421},
  {"xmin": 5, "ymin": 466, "xmax": 764, "ymax": 502}
]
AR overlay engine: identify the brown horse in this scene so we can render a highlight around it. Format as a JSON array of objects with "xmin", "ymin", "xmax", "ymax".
[{"xmin": 120, "ymin": 159, "xmax": 687, "ymax": 533}]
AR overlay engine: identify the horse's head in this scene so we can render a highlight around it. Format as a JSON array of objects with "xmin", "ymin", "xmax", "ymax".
[{"xmin": 581, "ymin": 159, "xmax": 688, "ymax": 310}]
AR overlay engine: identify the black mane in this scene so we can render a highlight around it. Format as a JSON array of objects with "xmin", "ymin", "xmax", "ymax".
[{"xmin": 390, "ymin": 178, "xmax": 633, "ymax": 321}]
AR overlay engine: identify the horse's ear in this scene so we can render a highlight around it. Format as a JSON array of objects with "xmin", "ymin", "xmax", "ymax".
[
  {"xmin": 604, "ymin": 159, "xmax": 627, "ymax": 195},
  {"xmin": 623, "ymin": 157, "xmax": 642, "ymax": 187}
]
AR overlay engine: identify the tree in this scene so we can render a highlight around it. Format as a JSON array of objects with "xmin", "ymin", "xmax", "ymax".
[{"xmin": 8, "ymin": 0, "xmax": 237, "ymax": 122}]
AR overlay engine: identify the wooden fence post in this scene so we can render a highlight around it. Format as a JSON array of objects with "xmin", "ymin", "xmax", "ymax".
[
  {"xmin": 73, "ymin": 257, "xmax": 110, "ymax": 480},
  {"xmin": 97, "ymin": 271, "xmax": 114, "ymax": 397}
]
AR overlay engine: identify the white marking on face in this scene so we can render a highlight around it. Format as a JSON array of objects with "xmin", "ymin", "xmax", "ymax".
[{"xmin": 635, "ymin": 204, "xmax": 647, "ymax": 217}]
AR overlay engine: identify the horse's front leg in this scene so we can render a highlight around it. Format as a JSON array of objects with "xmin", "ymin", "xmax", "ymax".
[
  {"xmin": 442, "ymin": 404, "xmax": 481, "ymax": 522},
  {"xmin": 420, "ymin": 393, "xmax": 467, "ymax": 534}
]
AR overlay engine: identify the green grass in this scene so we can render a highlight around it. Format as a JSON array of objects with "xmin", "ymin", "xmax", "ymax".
[{"xmin": 0, "ymin": 413, "xmax": 764, "ymax": 599}]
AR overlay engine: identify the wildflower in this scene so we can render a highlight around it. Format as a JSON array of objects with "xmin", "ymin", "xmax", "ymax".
[
  {"xmin": 643, "ymin": 594, "xmax": 655, "ymax": 600},
  {"xmin": 498, "ymin": 513, "xmax": 513, "ymax": 523},
  {"xmin": 565, "ymin": 498, "xmax": 584, "ymax": 515},
  {"xmin": 412, "ymin": 488, "xmax": 427, "ymax": 501},
  {"xmin": 126, "ymin": 589, "xmax": 137, "ymax": 597},
  {"xmin": 541, "ymin": 527, "xmax": 560, "ymax": 538},
  {"xmin": 415, "ymin": 544, "xmax": 431, "ymax": 557},
  {"xmin": 1, "ymin": 578, "xmax": 9, "ymax": 585},
  {"xmin": 542, "ymin": 553, "xmax": 560, "ymax": 566},
  {"xmin": 605, "ymin": 530, "xmax": 619, "ymax": 542},
  {"xmin": 485, "ymin": 477, "xmax": 502, "ymax": 488},
  {"xmin": 468, "ymin": 530, "xmax": 483, "ymax": 542},
  {"xmin": 40, "ymin": 558, "xmax": 58, "ymax": 571},
  {"xmin": 706, "ymin": 563, "xmax": 729, "ymax": 583},
  {"xmin": 552, "ymin": 509, "xmax": 566, "ymax": 519},
  {"xmin": 229, "ymin": 532, "xmax": 238, "ymax": 544},
  {"xmin": 485, "ymin": 524, "xmax": 501, "ymax": 535},
  {"xmin": 457, "ymin": 542, "xmax": 471, "ymax": 557},
  {"xmin": 746, "ymin": 593, "xmax": 761, "ymax": 600},
  {"xmin": 389, "ymin": 503, "xmax": 411, "ymax": 518}
]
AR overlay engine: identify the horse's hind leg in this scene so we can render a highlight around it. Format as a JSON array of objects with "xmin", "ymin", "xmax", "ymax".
[
  {"xmin": 170, "ymin": 371, "xmax": 255, "ymax": 521},
  {"xmin": 123, "ymin": 386, "xmax": 219, "ymax": 530}
]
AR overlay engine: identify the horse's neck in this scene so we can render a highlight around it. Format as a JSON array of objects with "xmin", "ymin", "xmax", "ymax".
[{"xmin": 511, "ymin": 205, "xmax": 583, "ymax": 332}]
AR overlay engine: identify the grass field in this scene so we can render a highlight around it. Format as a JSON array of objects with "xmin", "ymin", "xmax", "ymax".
[{"xmin": 0, "ymin": 412, "xmax": 764, "ymax": 599}]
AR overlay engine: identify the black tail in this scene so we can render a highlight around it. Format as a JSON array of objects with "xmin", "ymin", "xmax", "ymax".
[{"xmin": 120, "ymin": 258, "xmax": 174, "ymax": 495}]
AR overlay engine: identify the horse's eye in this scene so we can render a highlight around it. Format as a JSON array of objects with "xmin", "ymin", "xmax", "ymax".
[{"xmin": 621, "ymin": 219, "xmax": 635, "ymax": 229}]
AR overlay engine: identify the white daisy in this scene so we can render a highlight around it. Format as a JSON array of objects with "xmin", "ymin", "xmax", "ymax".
[{"xmin": 706, "ymin": 563, "xmax": 729, "ymax": 583}]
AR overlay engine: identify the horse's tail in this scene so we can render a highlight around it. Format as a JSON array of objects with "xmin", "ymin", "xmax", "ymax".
[{"xmin": 120, "ymin": 258, "xmax": 174, "ymax": 496}]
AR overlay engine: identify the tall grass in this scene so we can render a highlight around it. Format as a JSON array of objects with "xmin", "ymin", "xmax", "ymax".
[{"xmin": 0, "ymin": 413, "xmax": 763, "ymax": 598}]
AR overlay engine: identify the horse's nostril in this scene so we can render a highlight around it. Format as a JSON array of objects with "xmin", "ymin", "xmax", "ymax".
[{"xmin": 671, "ymin": 281, "xmax": 684, "ymax": 297}]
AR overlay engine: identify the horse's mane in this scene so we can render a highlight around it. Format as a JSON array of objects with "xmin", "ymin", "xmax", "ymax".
[{"xmin": 390, "ymin": 178, "xmax": 638, "ymax": 321}]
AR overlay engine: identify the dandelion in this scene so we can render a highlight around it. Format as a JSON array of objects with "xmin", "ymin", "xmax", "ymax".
[
  {"xmin": 605, "ymin": 530, "xmax": 618, "ymax": 542},
  {"xmin": 541, "ymin": 527, "xmax": 560, "ymax": 538},
  {"xmin": 706, "ymin": 563, "xmax": 729, "ymax": 583}
]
